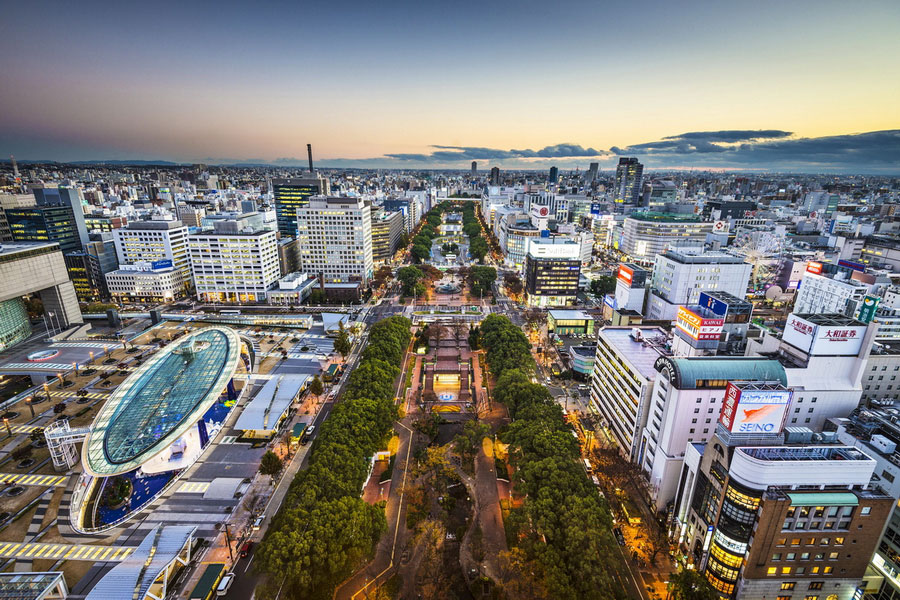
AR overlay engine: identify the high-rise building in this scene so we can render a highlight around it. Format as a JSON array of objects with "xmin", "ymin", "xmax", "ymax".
[
  {"xmin": 297, "ymin": 196, "xmax": 373, "ymax": 285},
  {"xmin": 549, "ymin": 166, "xmax": 559, "ymax": 184},
  {"xmin": 794, "ymin": 262, "xmax": 870, "ymax": 318},
  {"xmin": 614, "ymin": 157, "xmax": 643, "ymax": 204},
  {"xmin": 113, "ymin": 219, "xmax": 190, "ymax": 291},
  {"xmin": 471, "ymin": 161, "xmax": 477, "ymax": 176},
  {"xmin": 6, "ymin": 205, "xmax": 85, "ymax": 254},
  {"xmin": 489, "ymin": 167, "xmax": 500, "ymax": 186},
  {"xmin": 272, "ymin": 176, "xmax": 330, "ymax": 238},
  {"xmin": 620, "ymin": 214, "xmax": 714, "ymax": 265},
  {"xmin": 370, "ymin": 209, "xmax": 404, "ymax": 263},
  {"xmin": 188, "ymin": 221, "xmax": 280, "ymax": 303},
  {"xmin": 587, "ymin": 162, "xmax": 599, "ymax": 183},
  {"xmin": 523, "ymin": 237, "xmax": 582, "ymax": 307}
]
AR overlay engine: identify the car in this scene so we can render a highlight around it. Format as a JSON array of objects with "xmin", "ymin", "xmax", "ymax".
[
  {"xmin": 252, "ymin": 516, "xmax": 264, "ymax": 531},
  {"xmin": 216, "ymin": 572, "xmax": 235, "ymax": 596},
  {"xmin": 240, "ymin": 541, "xmax": 253, "ymax": 558},
  {"xmin": 613, "ymin": 527, "xmax": 626, "ymax": 546},
  {"xmin": 300, "ymin": 425, "xmax": 316, "ymax": 445}
]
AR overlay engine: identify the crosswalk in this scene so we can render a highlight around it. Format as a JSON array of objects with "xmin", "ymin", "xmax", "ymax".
[
  {"xmin": 51, "ymin": 342, "xmax": 117, "ymax": 349},
  {"xmin": 9, "ymin": 423, "xmax": 42, "ymax": 434},
  {"xmin": 0, "ymin": 473, "xmax": 69, "ymax": 487},
  {"xmin": 177, "ymin": 481, "xmax": 210, "ymax": 494},
  {"xmin": 46, "ymin": 390, "xmax": 107, "ymax": 400},
  {"xmin": 2, "ymin": 362, "xmax": 76, "ymax": 371},
  {"xmin": 0, "ymin": 540, "xmax": 133, "ymax": 562}
]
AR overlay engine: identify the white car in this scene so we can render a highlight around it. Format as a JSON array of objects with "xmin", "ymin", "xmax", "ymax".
[{"xmin": 216, "ymin": 573, "xmax": 235, "ymax": 596}]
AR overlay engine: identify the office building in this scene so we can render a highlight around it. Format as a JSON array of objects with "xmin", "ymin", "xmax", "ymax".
[
  {"xmin": 614, "ymin": 157, "xmax": 643, "ymax": 205},
  {"xmin": 0, "ymin": 242, "xmax": 83, "ymax": 341},
  {"xmin": 105, "ymin": 263, "xmax": 184, "ymax": 304},
  {"xmin": 590, "ymin": 327, "xmax": 670, "ymax": 463},
  {"xmin": 188, "ymin": 220, "xmax": 280, "ymax": 303},
  {"xmin": 645, "ymin": 250, "xmax": 752, "ymax": 321},
  {"xmin": 83, "ymin": 234, "xmax": 119, "ymax": 300},
  {"xmin": 860, "ymin": 342, "xmax": 900, "ymax": 403},
  {"xmin": 698, "ymin": 291, "xmax": 753, "ymax": 355},
  {"xmin": 266, "ymin": 272, "xmax": 319, "ymax": 305},
  {"xmin": 272, "ymin": 176, "xmax": 330, "ymax": 238},
  {"xmin": 641, "ymin": 179, "xmax": 677, "ymax": 208},
  {"xmin": 620, "ymin": 214, "xmax": 713, "ymax": 265},
  {"xmin": 490, "ymin": 167, "xmax": 500, "ymax": 186},
  {"xmin": 6, "ymin": 204, "xmax": 86, "ymax": 254},
  {"xmin": 113, "ymin": 219, "xmax": 190, "ymax": 291},
  {"xmin": 794, "ymin": 262, "xmax": 870, "ymax": 318},
  {"xmin": 549, "ymin": 166, "xmax": 559, "ymax": 184},
  {"xmin": 297, "ymin": 196, "xmax": 373, "ymax": 286},
  {"xmin": 547, "ymin": 309, "xmax": 594, "ymax": 336},
  {"xmin": 0, "ymin": 210, "xmax": 11, "ymax": 242},
  {"xmin": 523, "ymin": 237, "xmax": 581, "ymax": 307},
  {"xmin": 84, "ymin": 215, "xmax": 127, "ymax": 233},
  {"xmin": 370, "ymin": 210, "xmax": 404, "ymax": 263},
  {"xmin": 277, "ymin": 237, "xmax": 301, "ymax": 276},
  {"xmin": 471, "ymin": 161, "xmax": 477, "ymax": 176},
  {"xmin": 587, "ymin": 162, "xmax": 599, "ymax": 184},
  {"xmin": 674, "ymin": 423, "xmax": 890, "ymax": 600},
  {"xmin": 499, "ymin": 216, "xmax": 540, "ymax": 269}
]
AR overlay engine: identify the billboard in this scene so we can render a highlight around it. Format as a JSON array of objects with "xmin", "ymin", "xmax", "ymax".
[
  {"xmin": 782, "ymin": 314, "xmax": 866, "ymax": 356},
  {"xmin": 617, "ymin": 264, "xmax": 634, "ymax": 286},
  {"xmin": 151, "ymin": 259, "xmax": 174, "ymax": 270},
  {"xmin": 858, "ymin": 295, "xmax": 880, "ymax": 324},
  {"xmin": 676, "ymin": 306, "xmax": 724, "ymax": 341},
  {"xmin": 698, "ymin": 292, "xmax": 728, "ymax": 317},
  {"xmin": 719, "ymin": 383, "xmax": 792, "ymax": 434},
  {"xmin": 806, "ymin": 261, "xmax": 823, "ymax": 275},
  {"xmin": 838, "ymin": 259, "xmax": 866, "ymax": 273}
]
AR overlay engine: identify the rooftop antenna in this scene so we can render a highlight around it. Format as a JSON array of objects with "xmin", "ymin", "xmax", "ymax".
[{"xmin": 307, "ymin": 144, "xmax": 314, "ymax": 173}]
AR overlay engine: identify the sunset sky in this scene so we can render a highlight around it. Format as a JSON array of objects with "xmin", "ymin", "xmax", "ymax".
[{"xmin": 1, "ymin": 0, "xmax": 898, "ymax": 172}]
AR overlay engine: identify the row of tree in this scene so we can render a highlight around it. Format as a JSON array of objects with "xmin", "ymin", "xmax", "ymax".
[
  {"xmin": 476, "ymin": 314, "xmax": 626, "ymax": 599},
  {"xmin": 256, "ymin": 316, "xmax": 413, "ymax": 600}
]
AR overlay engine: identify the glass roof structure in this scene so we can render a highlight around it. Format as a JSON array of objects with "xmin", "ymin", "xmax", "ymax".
[{"xmin": 83, "ymin": 327, "xmax": 241, "ymax": 476}]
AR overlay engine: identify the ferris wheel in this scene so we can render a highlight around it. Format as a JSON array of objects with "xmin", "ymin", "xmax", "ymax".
[{"xmin": 731, "ymin": 230, "xmax": 785, "ymax": 292}]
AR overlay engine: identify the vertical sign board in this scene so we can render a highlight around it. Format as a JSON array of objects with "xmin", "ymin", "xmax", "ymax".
[
  {"xmin": 677, "ymin": 306, "xmax": 724, "ymax": 341},
  {"xmin": 617, "ymin": 264, "xmax": 634, "ymax": 286},
  {"xmin": 858, "ymin": 295, "xmax": 880, "ymax": 324}
]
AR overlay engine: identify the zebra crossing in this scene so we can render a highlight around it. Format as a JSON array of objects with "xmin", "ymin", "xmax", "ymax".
[
  {"xmin": 177, "ymin": 481, "xmax": 211, "ymax": 494},
  {"xmin": 0, "ymin": 473, "xmax": 70, "ymax": 487},
  {"xmin": 46, "ymin": 390, "xmax": 107, "ymax": 400},
  {"xmin": 0, "ymin": 540, "xmax": 133, "ymax": 562},
  {"xmin": 51, "ymin": 342, "xmax": 117, "ymax": 349},
  {"xmin": 2, "ymin": 362, "xmax": 76, "ymax": 372}
]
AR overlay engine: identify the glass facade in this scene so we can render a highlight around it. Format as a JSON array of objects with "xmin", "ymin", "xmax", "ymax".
[
  {"xmin": 6, "ymin": 206, "xmax": 83, "ymax": 254},
  {"xmin": 0, "ymin": 298, "xmax": 31, "ymax": 352},
  {"xmin": 274, "ymin": 180, "xmax": 323, "ymax": 238},
  {"xmin": 84, "ymin": 327, "xmax": 241, "ymax": 476}
]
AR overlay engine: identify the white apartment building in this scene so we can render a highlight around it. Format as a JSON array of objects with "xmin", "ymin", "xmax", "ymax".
[
  {"xmin": 645, "ymin": 250, "xmax": 752, "ymax": 321},
  {"xmin": 188, "ymin": 224, "xmax": 280, "ymax": 303},
  {"xmin": 297, "ymin": 196, "xmax": 373, "ymax": 285},
  {"xmin": 590, "ymin": 327, "xmax": 669, "ymax": 463},
  {"xmin": 794, "ymin": 269, "xmax": 869, "ymax": 317},
  {"xmin": 644, "ymin": 356, "xmax": 787, "ymax": 511},
  {"xmin": 113, "ymin": 219, "xmax": 190, "ymax": 288},
  {"xmin": 106, "ymin": 264, "xmax": 184, "ymax": 303},
  {"xmin": 620, "ymin": 215, "xmax": 713, "ymax": 265}
]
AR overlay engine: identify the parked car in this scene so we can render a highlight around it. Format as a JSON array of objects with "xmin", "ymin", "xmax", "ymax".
[
  {"xmin": 252, "ymin": 516, "xmax": 264, "ymax": 531},
  {"xmin": 216, "ymin": 572, "xmax": 235, "ymax": 596},
  {"xmin": 239, "ymin": 541, "xmax": 253, "ymax": 558},
  {"xmin": 613, "ymin": 527, "xmax": 626, "ymax": 546}
]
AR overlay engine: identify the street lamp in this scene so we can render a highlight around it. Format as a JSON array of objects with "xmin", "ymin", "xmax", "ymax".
[
  {"xmin": 72, "ymin": 362, "xmax": 78, "ymax": 377},
  {"xmin": 3, "ymin": 418, "xmax": 10, "ymax": 438},
  {"xmin": 26, "ymin": 396, "xmax": 34, "ymax": 418},
  {"xmin": 43, "ymin": 383, "xmax": 50, "ymax": 402}
]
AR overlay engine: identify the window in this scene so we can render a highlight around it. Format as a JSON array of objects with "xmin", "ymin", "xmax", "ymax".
[
  {"xmin": 768, "ymin": 567, "xmax": 777, "ymax": 575},
  {"xmin": 835, "ymin": 537, "xmax": 844, "ymax": 545},
  {"xmin": 781, "ymin": 582, "xmax": 796, "ymax": 590},
  {"xmin": 773, "ymin": 553, "xmax": 782, "ymax": 561},
  {"xmin": 791, "ymin": 538, "xmax": 801, "ymax": 546},
  {"xmin": 782, "ymin": 567, "xmax": 792, "ymax": 575},
  {"xmin": 862, "ymin": 506, "xmax": 871, "ymax": 516},
  {"xmin": 801, "ymin": 553, "xmax": 810, "ymax": 560},
  {"xmin": 786, "ymin": 553, "xmax": 796, "ymax": 560},
  {"xmin": 808, "ymin": 582, "xmax": 824, "ymax": 590}
]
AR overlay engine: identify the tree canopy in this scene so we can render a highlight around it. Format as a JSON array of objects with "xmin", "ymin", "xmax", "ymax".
[{"xmin": 256, "ymin": 316, "xmax": 413, "ymax": 599}]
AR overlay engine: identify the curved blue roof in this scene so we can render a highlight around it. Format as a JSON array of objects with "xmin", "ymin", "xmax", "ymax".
[
  {"xmin": 655, "ymin": 357, "xmax": 787, "ymax": 389},
  {"xmin": 84, "ymin": 327, "xmax": 241, "ymax": 476}
]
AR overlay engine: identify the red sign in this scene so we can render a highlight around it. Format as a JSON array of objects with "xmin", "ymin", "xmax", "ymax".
[
  {"xmin": 676, "ymin": 306, "xmax": 725, "ymax": 341},
  {"xmin": 719, "ymin": 382, "xmax": 741, "ymax": 430},
  {"xmin": 806, "ymin": 261, "xmax": 823, "ymax": 275},
  {"xmin": 617, "ymin": 265, "xmax": 634, "ymax": 286}
]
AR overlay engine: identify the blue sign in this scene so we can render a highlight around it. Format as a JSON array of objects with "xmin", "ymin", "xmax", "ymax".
[
  {"xmin": 699, "ymin": 292, "xmax": 728, "ymax": 317},
  {"xmin": 604, "ymin": 294, "xmax": 616, "ymax": 308},
  {"xmin": 151, "ymin": 259, "xmax": 173, "ymax": 270},
  {"xmin": 838, "ymin": 259, "xmax": 866, "ymax": 273},
  {"xmin": 590, "ymin": 203, "xmax": 602, "ymax": 215},
  {"xmin": 540, "ymin": 230, "xmax": 551, "ymax": 238}
]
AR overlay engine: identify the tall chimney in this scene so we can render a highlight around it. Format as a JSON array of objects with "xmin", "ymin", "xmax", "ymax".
[{"xmin": 307, "ymin": 144, "xmax": 314, "ymax": 172}]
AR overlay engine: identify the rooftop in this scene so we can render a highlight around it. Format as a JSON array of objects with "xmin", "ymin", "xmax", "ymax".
[
  {"xmin": 656, "ymin": 356, "xmax": 787, "ymax": 389},
  {"xmin": 83, "ymin": 327, "xmax": 241, "ymax": 476},
  {"xmin": 0, "ymin": 572, "xmax": 65, "ymax": 600},
  {"xmin": 549, "ymin": 309, "xmax": 591, "ymax": 321},
  {"xmin": 662, "ymin": 249, "xmax": 747, "ymax": 265},
  {"xmin": 599, "ymin": 327, "xmax": 670, "ymax": 380},
  {"xmin": 235, "ymin": 375, "xmax": 309, "ymax": 432},
  {"xmin": 626, "ymin": 212, "xmax": 702, "ymax": 222},
  {"xmin": 0, "ymin": 242, "xmax": 60, "ymax": 258},
  {"xmin": 739, "ymin": 446, "xmax": 870, "ymax": 462},
  {"xmin": 791, "ymin": 313, "xmax": 865, "ymax": 327}
]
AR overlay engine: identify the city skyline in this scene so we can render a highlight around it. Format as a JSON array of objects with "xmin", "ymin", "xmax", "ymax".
[{"xmin": 1, "ymin": 0, "xmax": 898, "ymax": 173}]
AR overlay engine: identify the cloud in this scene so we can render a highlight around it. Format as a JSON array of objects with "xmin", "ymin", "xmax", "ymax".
[
  {"xmin": 611, "ymin": 130, "xmax": 794, "ymax": 155},
  {"xmin": 663, "ymin": 130, "xmax": 793, "ymax": 143},
  {"xmin": 385, "ymin": 143, "xmax": 608, "ymax": 162}
]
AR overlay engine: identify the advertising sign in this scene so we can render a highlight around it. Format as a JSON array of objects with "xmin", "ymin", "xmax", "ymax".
[
  {"xmin": 782, "ymin": 314, "xmax": 866, "ymax": 356},
  {"xmin": 590, "ymin": 202, "xmax": 603, "ymax": 215},
  {"xmin": 712, "ymin": 220, "xmax": 730, "ymax": 234},
  {"xmin": 676, "ymin": 306, "xmax": 724, "ymax": 341},
  {"xmin": 719, "ymin": 383, "xmax": 792, "ymax": 434},
  {"xmin": 151, "ymin": 259, "xmax": 174, "ymax": 270},
  {"xmin": 617, "ymin": 264, "xmax": 634, "ymax": 286},
  {"xmin": 858, "ymin": 295, "xmax": 880, "ymax": 324},
  {"xmin": 838, "ymin": 259, "xmax": 866, "ymax": 273},
  {"xmin": 806, "ymin": 261, "xmax": 823, "ymax": 275},
  {"xmin": 699, "ymin": 292, "xmax": 729, "ymax": 317}
]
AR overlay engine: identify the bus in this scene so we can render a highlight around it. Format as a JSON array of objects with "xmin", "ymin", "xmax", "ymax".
[
  {"xmin": 220, "ymin": 309, "xmax": 241, "ymax": 316},
  {"xmin": 190, "ymin": 563, "xmax": 226, "ymax": 600},
  {"xmin": 291, "ymin": 421, "xmax": 309, "ymax": 446}
]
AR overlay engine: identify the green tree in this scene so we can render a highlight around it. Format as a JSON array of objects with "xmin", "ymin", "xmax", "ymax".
[
  {"xmin": 259, "ymin": 450, "xmax": 283, "ymax": 476},
  {"xmin": 334, "ymin": 322, "xmax": 352, "ymax": 359},
  {"xmin": 504, "ymin": 272, "xmax": 524, "ymax": 296},
  {"xmin": 590, "ymin": 275, "xmax": 616, "ymax": 296},
  {"xmin": 463, "ymin": 222, "xmax": 481, "ymax": 238},
  {"xmin": 668, "ymin": 569, "xmax": 718, "ymax": 600},
  {"xmin": 454, "ymin": 420, "xmax": 489, "ymax": 461},
  {"xmin": 309, "ymin": 374, "xmax": 324, "ymax": 398},
  {"xmin": 396, "ymin": 266, "xmax": 424, "ymax": 296},
  {"xmin": 469, "ymin": 236, "xmax": 489, "ymax": 262},
  {"xmin": 467, "ymin": 265, "xmax": 497, "ymax": 297},
  {"xmin": 411, "ymin": 243, "xmax": 431, "ymax": 263}
]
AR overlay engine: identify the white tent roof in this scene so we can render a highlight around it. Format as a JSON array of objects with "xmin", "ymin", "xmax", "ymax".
[{"xmin": 234, "ymin": 374, "xmax": 308, "ymax": 432}]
